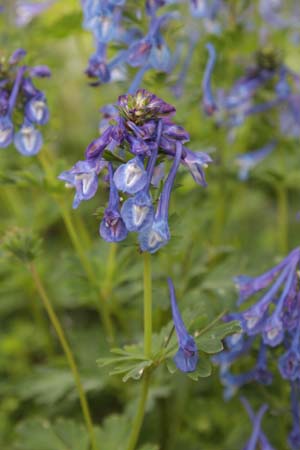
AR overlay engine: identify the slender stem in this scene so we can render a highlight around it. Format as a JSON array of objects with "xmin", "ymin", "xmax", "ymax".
[
  {"xmin": 125, "ymin": 373, "xmax": 150, "ymax": 450},
  {"xmin": 28, "ymin": 262, "xmax": 98, "ymax": 450},
  {"xmin": 277, "ymin": 182, "xmax": 288, "ymax": 254},
  {"xmin": 125, "ymin": 252, "xmax": 153, "ymax": 450},
  {"xmin": 38, "ymin": 151, "xmax": 115, "ymax": 344},
  {"xmin": 143, "ymin": 252, "xmax": 152, "ymax": 358},
  {"xmin": 277, "ymin": 145, "xmax": 288, "ymax": 254},
  {"xmin": 101, "ymin": 243, "xmax": 117, "ymax": 299}
]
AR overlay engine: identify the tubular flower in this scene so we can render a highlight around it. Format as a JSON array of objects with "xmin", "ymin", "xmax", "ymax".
[
  {"xmin": 240, "ymin": 398, "xmax": 274, "ymax": 450},
  {"xmin": 0, "ymin": 49, "xmax": 50, "ymax": 156},
  {"xmin": 214, "ymin": 248, "xmax": 300, "ymax": 449},
  {"xmin": 59, "ymin": 89, "xmax": 212, "ymax": 251},
  {"xmin": 168, "ymin": 277, "xmax": 198, "ymax": 373}
]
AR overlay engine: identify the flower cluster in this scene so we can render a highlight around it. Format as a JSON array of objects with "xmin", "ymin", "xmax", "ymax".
[
  {"xmin": 59, "ymin": 89, "xmax": 211, "ymax": 253},
  {"xmin": 203, "ymin": 47, "xmax": 300, "ymax": 133},
  {"xmin": 81, "ymin": 0, "xmax": 176, "ymax": 89},
  {"xmin": 214, "ymin": 247, "xmax": 300, "ymax": 447},
  {"xmin": 0, "ymin": 48, "xmax": 50, "ymax": 156}
]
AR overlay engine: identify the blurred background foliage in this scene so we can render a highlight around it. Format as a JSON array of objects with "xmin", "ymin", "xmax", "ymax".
[{"xmin": 0, "ymin": 0, "xmax": 299, "ymax": 449}]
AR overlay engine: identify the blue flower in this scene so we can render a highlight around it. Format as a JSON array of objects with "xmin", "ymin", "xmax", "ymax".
[
  {"xmin": 235, "ymin": 141, "xmax": 276, "ymax": 181},
  {"xmin": 15, "ymin": 1, "xmax": 55, "ymax": 27},
  {"xmin": 202, "ymin": 42, "xmax": 217, "ymax": 115},
  {"xmin": 168, "ymin": 277, "xmax": 198, "ymax": 373},
  {"xmin": 25, "ymin": 93, "xmax": 49, "ymax": 125},
  {"xmin": 121, "ymin": 121, "xmax": 163, "ymax": 232},
  {"xmin": 0, "ymin": 115, "xmax": 14, "ymax": 148},
  {"xmin": 113, "ymin": 156, "xmax": 148, "ymax": 194},
  {"xmin": 182, "ymin": 148, "xmax": 212, "ymax": 187},
  {"xmin": 58, "ymin": 159, "xmax": 106, "ymax": 209},
  {"xmin": 288, "ymin": 382, "xmax": 300, "ymax": 450},
  {"xmin": 100, "ymin": 163, "xmax": 128, "ymax": 242},
  {"xmin": 14, "ymin": 121, "xmax": 43, "ymax": 156},
  {"xmin": 139, "ymin": 141, "xmax": 182, "ymax": 253},
  {"xmin": 240, "ymin": 398, "xmax": 273, "ymax": 450},
  {"xmin": 278, "ymin": 322, "xmax": 300, "ymax": 381}
]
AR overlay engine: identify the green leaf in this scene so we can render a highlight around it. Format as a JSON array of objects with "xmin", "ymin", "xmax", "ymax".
[
  {"xmin": 188, "ymin": 357, "xmax": 212, "ymax": 380},
  {"xmin": 14, "ymin": 418, "xmax": 89, "ymax": 450},
  {"xmin": 97, "ymin": 345, "xmax": 152, "ymax": 382},
  {"xmin": 196, "ymin": 321, "xmax": 241, "ymax": 354},
  {"xmin": 138, "ymin": 445, "xmax": 159, "ymax": 450}
]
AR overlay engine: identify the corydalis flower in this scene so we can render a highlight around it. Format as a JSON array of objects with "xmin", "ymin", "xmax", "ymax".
[
  {"xmin": 60, "ymin": 89, "xmax": 211, "ymax": 252},
  {"xmin": 235, "ymin": 141, "xmax": 276, "ymax": 181},
  {"xmin": 235, "ymin": 248, "xmax": 300, "ymax": 345},
  {"xmin": 58, "ymin": 159, "xmax": 107, "ymax": 209},
  {"xmin": 100, "ymin": 163, "xmax": 128, "ymax": 243},
  {"xmin": 240, "ymin": 398, "xmax": 274, "ymax": 450},
  {"xmin": 168, "ymin": 277, "xmax": 198, "ymax": 373},
  {"xmin": 0, "ymin": 48, "xmax": 50, "ymax": 156},
  {"xmin": 15, "ymin": 1, "xmax": 55, "ymax": 27},
  {"xmin": 202, "ymin": 42, "xmax": 217, "ymax": 116}
]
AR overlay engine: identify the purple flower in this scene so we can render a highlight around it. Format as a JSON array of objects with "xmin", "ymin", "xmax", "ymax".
[
  {"xmin": 168, "ymin": 277, "xmax": 198, "ymax": 373},
  {"xmin": 100, "ymin": 163, "xmax": 128, "ymax": 243},
  {"xmin": 9, "ymin": 48, "xmax": 27, "ymax": 65},
  {"xmin": 118, "ymin": 89, "xmax": 176, "ymax": 125},
  {"xmin": 139, "ymin": 141, "xmax": 182, "ymax": 253},
  {"xmin": 14, "ymin": 121, "xmax": 43, "ymax": 156},
  {"xmin": 58, "ymin": 159, "xmax": 106, "ymax": 209},
  {"xmin": 29, "ymin": 65, "xmax": 51, "ymax": 78}
]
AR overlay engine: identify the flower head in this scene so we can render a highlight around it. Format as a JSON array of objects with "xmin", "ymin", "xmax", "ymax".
[{"xmin": 60, "ymin": 89, "xmax": 211, "ymax": 251}]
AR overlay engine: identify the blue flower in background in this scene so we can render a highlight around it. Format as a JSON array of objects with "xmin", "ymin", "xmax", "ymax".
[
  {"xmin": 202, "ymin": 42, "xmax": 218, "ymax": 115},
  {"xmin": 240, "ymin": 398, "xmax": 274, "ymax": 450},
  {"xmin": 214, "ymin": 248, "xmax": 300, "ymax": 448},
  {"xmin": 14, "ymin": 121, "xmax": 43, "ymax": 156},
  {"xmin": 0, "ymin": 49, "xmax": 50, "ymax": 156},
  {"xmin": 15, "ymin": 1, "xmax": 56, "ymax": 27},
  {"xmin": 168, "ymin": 277, "xmax": 198, "ymax": 373},
  {"xmin": 235, "ymin": 141, "xmax": 276, "ymax": 181},
  {"xmin": 289, "ymin": 382, "xmax": 300, "ymax": 450}
]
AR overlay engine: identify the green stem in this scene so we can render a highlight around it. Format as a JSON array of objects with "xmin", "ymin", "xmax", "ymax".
[
  {"xmin": 101, "ymin": 243, "xmax": 117, "ymax": 299},
  {"xmin": 125, "ymin": 252, "xmax": 153, "ymax": 450},
  {"xmin": 277, "ymin": 182, "xmax": 288, "ymax": 254},
  {"xmin": 28, "ymin": 262, "xmax": 98, "ymax": 450},
  {"xmin": 125, "ymin": 373, "xmax": 150, "ymax": 450},
  {"xmin": 38, "ymin": 151, "xmax": 115, "ymax": 344},
  {"xmin": 143, "ymin": 252, "xmax": 152, "ymax": 358}
]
